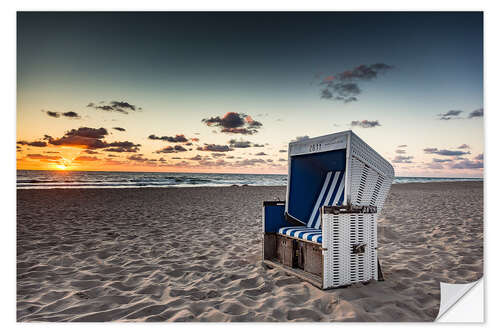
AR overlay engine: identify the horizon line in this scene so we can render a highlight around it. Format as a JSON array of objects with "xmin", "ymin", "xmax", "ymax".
[{"xmin": 16, "ymin": 168, "xmax": 484, "ymax": 179}]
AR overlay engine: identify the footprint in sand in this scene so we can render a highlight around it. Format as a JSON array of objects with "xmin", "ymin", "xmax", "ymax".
[
  {"xmin": 286, "ymin": 308, "xmax": 322, "ymax": 321},
  {"xmin": 75, "ymin": 292, "xmax": 90, "ymax": 299}
]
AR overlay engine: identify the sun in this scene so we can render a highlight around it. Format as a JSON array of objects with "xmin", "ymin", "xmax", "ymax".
[{"xmin": 56, "ymin": 164, "xmax": 68, "ymax": 170}]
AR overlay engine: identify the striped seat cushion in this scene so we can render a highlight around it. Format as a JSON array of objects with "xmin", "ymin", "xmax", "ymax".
[
  {"xmin": 278, "ymin": 226, "xmax": 323, "ymax": 244},
  {"xmin": 306, "ymin": 170, "xmax": 345, "ymax": 229}
]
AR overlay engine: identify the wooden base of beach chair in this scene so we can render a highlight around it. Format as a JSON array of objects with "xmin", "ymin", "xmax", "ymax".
[
  {"xmin": 263, "ymin": 258, "xmax": 323, "ymax": 289},
  {"xmin": 263, "ymin": 206, "xmax": 382, "ymax": 289},
  {"xmin": 263, "ymin": 233, "xmax": 324, "ymax": 288}
]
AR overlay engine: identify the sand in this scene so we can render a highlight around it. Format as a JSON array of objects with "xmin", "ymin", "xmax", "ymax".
[{"xmin": 16, "ymin": 181, "xmax": 483, "ymax": 322}]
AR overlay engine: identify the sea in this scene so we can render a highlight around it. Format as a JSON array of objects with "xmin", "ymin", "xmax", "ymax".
[{"xmin": 16, "ymin": 170, "xmax": 483, "ymax": 190}]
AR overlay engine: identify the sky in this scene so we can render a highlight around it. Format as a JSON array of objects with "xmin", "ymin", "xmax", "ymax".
[{"xmin": 16, "ymin": 12, "xmax": 483, "ymax": 177}]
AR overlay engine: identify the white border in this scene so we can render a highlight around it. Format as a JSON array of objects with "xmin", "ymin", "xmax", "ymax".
[{"xmin": 4, "ymin": 1, "xmax": 496, "ymax": 332}]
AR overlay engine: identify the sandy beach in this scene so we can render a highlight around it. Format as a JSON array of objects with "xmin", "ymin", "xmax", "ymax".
[{"xmin": 17, "ymin": 181, "xmax": 483, "ymax": 322}]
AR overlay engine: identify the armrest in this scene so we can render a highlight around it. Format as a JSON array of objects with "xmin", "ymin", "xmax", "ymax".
[
  {"xmin": 322, "ymin": 205, "xmax": 377, "ymax": 215},
  {"xmin": 262, "ymin": 201, "xmax": 287, "ymax": 233},
  {"xmin": 263, "ymin": 200, "xmax": 286, "ymax": 206}
]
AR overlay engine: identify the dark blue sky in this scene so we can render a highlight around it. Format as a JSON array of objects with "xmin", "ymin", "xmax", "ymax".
[{"xmin": 18, "ymin": 12, "xmax": 482, "ymax": 87}]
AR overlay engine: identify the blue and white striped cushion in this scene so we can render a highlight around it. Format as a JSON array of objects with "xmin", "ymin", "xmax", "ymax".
[
  {"xmin": 276, "ymin": 170, "xmax": 344, "ymax": 244},
  {"xmin": 278, "ymin": 226, "xmax": 323, "ymax": 244},
  {"xmin": 306, "ymin": 170, "xmax": 345, "ymax": 229}
]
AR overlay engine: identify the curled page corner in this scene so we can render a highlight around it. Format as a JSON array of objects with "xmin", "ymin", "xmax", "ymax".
[{"xmin": 436, "ymin": 278, "xmax": 483, "ymax": 322}]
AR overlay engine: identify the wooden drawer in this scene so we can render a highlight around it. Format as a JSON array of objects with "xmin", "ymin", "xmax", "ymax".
[{"xmin": 276, "ymin": 234, "xmax": 294, "ymax": 267}]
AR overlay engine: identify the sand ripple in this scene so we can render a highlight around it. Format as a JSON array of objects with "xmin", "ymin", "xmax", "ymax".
[{"xmin": 17, "ymin": 182, "xmax": 483, "ymax": 321}]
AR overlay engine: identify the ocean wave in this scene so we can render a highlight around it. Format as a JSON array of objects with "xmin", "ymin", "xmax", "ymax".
[{"xmin": 16, "ymin": 170, "xmax": 481, "ymax": 189}]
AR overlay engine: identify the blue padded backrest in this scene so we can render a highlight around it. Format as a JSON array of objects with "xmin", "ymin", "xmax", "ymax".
[
  {"xmin": 287, "ymin": 149, "xmax": 346, "ymax": 225},
  {"xmin": 306, "ymin": 170, "xmax": 345, "ymax": 229}
]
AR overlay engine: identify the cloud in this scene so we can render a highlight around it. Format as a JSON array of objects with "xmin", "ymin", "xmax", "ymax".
[
  {"xmin": 75, "ymin": 155, "xmax": 100, "ymax": 162},
  {"xmin": 113, "ymin": 127, "xmax": 126, "ymax": 132},
  {"xmin": 398, "ymin": 144, "xmax": 407, "ymax": 148},
  {"xmin": 450, "ymin": 159, "xmax": 483, "ymax": 169},
  {"xmin": 320, "ymin": 89, "xmax": 333, "ymax": 100},
  {"xmin": 253, "ymin": 143, "xmax": 265, "ymax": 148},
  {"xmin": 424, "ymin": 148, "xmax": 471, "ymax": 156},
  {"xmin": 197, "ymin": 144, "xmax": 233, "ymax": 152},
  {"xmin": 26, "ymin": 154, "xmax": 61, "ymax": 162},
  {"xmin": 392, "ymin": 155, "xmax": 414, "ymax": 164},
  {"xmin": 229, "ymin": 139, "xmax": 252, "ymax": 148},
  {"xmin": 48, "ymin": 135, "xmax": 105, "ymax": 149},
  {"xmin": 211, "ymin": 153, "xmax": 226, "ymax": 157},
  {"xmin": 351, "ymin": 120, "xmax": 381, "ymax": 128},
  {"xmin": 125, "ymin": 154, "xmax": 158, "ymax": 166},
  {"xmin": 338, "ymin": 63, "xmax": 394, "ymax": 81},
  {"xmin": 202, "ymin": 112, "xmax": 262, "ymax": 135},
  {"xmin": 190, "ymin": 154, "xmax": 203, "ymax": 161},
  {"xmin": 321, "ymin": 83, "xmax": 361, "ymax": 103},
  {"xmin": 83, "ymin": 149, "xmax": 100, "ymax": 154},
  {"xmin": 148, "ymin": 134, "xmax": 189, "ymax": 143},
  {"xmin": 104, "ymin": 141, "xmax": 141, "ymax": 153},
  {"xmin": 155, "ymin": 145, "xmax": 188, "ymax": 154},
  {"xmin": 219, "ymin": 128, "xmax": 254, "ymax": 135},
  {"xmin": 44, "ymin": 110, "xmax": 80, "ymax": 119},
  {"xmin": 255, "ymin": 152, "xmax": 267, "ymax": 156},
  {"xmin": 475, "ymin": 153, "xmax": 483, "ymax": 160},
  {"xmin": 319, "ymin": 63, "xmax": 393, "ymax": 102},
  {"xmin": 438, "ymin": 108, "xmax": 483, "ymax": 120},
  {"xmin": 438, "ymin": 110, "xmax": 463, "ymax": 120},
  {"xmin": 17, "ymin": 140, "xmax": 47, "ymax": 147},
  {"xmin": 46, "ymin": 127, "xmax": 141, "ymax": 152},
  {"xmin": 110, "ymin": 101, "xmax": 138, "ymax": 111},
  {"xmin": 457, "ymin": 144, "xmax": 470, "ymax": 149},
  {"xmin": 198, "ymin": 159, "xmax": 230, "ymax": 167},
  {"xmin": 395, "ymin": 149, "xmax": 406, "ymax": 154},
  {"xmin": 65, "ymin": 127, "xmax": 108, "ymax": 139},
  {"xmin": 432, "ymin": 158, "xmax": 453, "ymax": 163},
  {"xmin": 233, "ymin": 158, "xmax": 267, "ymax": 166},
  {"xmin": 62, "ymin": 111, "xmax": 81, "ymax": 118},
  {"xmin": 468, "ymin": 108, "xmax": 483, "ymax": 118},
  {"xmin": 279, "ymin": 149, "xmax": 287, "ymax": 153},
  {"xmin": 45, "ymin": 110, "xmax": 60, "ymax": 118},
  {"xmin": 244, "ymin": 115, "xmax": 263, "ymax": 128},
  {"xmin": 127, "ymin": 154, "xmax": 148, "ymax": 162},
  {"xmin": 102, "ymin": 159, "xmax": 128, "ymax": 166},
  {"xmin": 87, "ymin": 101, "xmax": 141, "ymax": 114},
  {"xmin": 278, "ymin": 158, "xmax": 287, "ymax": 162}
]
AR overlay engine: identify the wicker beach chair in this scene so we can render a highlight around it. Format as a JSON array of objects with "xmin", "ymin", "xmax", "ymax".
[{"xmin": 262, "ymin": 130, "xmax": 394, "ymax": 289}]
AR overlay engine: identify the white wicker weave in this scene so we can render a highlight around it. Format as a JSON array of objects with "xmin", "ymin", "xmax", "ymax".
[
  {"xmin": 347, "ymin": 131, "xmax": 394, "ymax": 210},
  {"xmin": 322, "ymin": 209, "xmax": 378, "ymax": 288}
]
